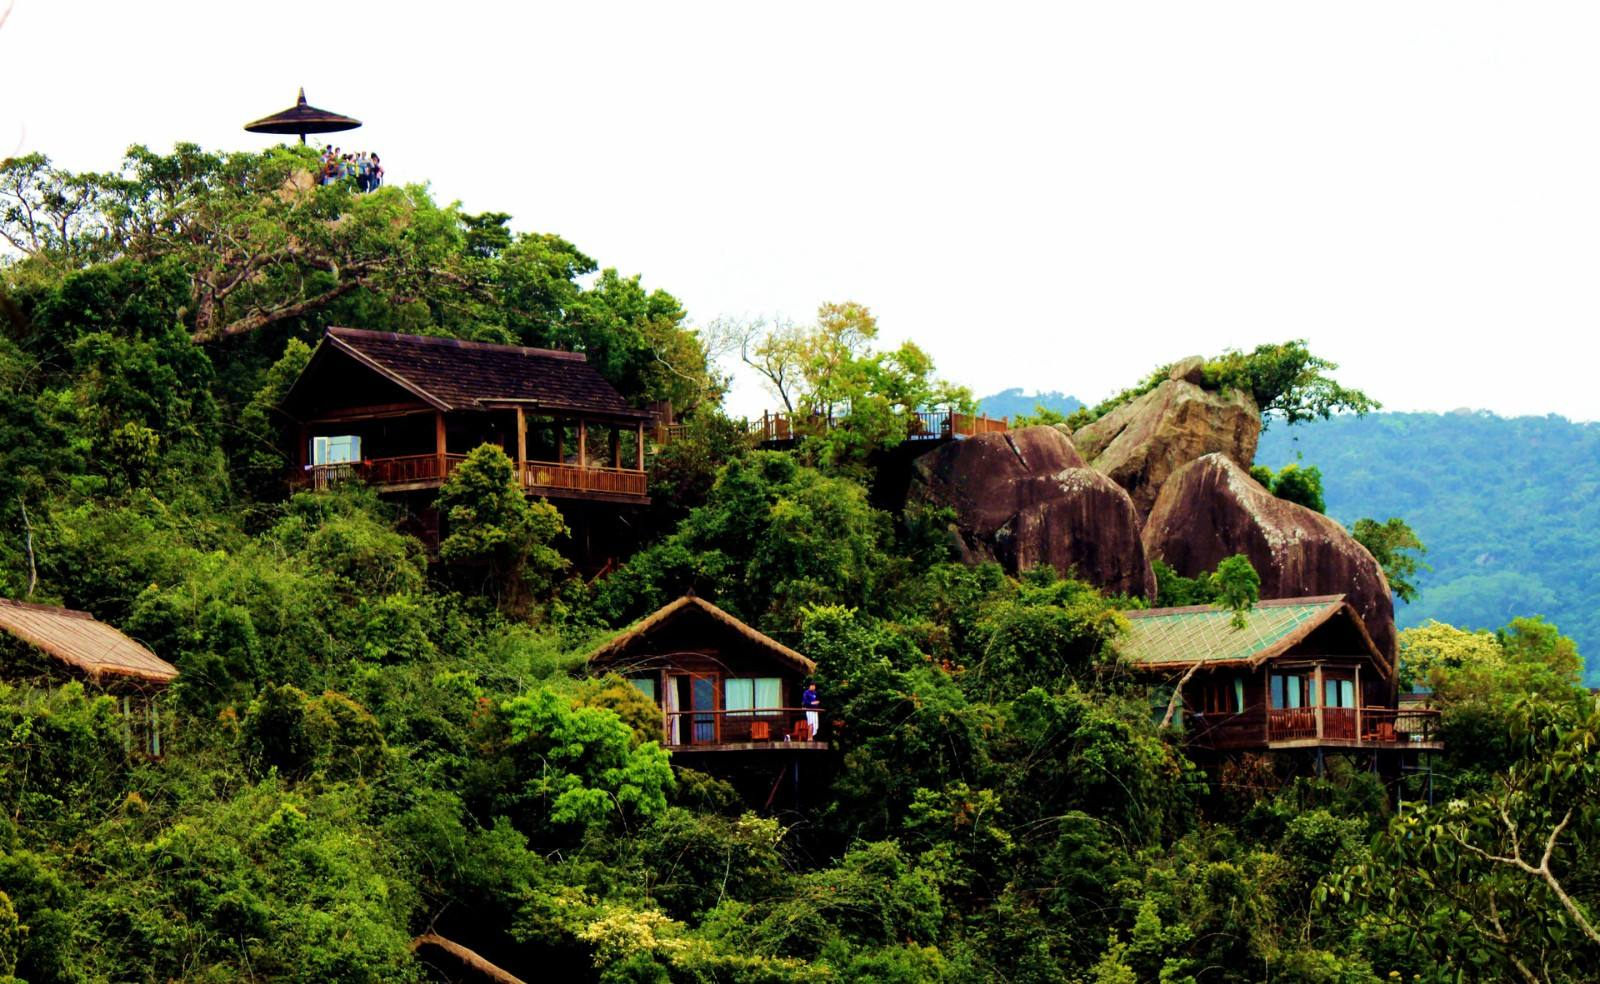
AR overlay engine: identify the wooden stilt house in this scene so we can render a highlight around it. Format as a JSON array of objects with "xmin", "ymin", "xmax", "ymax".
[
  {"xmin": 278, "ymin": 327, "xmax": 655, "ymax": 565},
  {"xmin": 1120, "ymin": 595, "xmax": 1440, "ymax": 753},
  {"xmin": 587, "ymin": 596, "xmax": 827, "ymax": 752}
]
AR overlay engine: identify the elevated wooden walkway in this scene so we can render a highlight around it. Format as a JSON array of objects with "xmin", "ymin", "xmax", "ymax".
[{"xmin": 659, "ymin": 408, "xmax": 1009, "ymax": 447}]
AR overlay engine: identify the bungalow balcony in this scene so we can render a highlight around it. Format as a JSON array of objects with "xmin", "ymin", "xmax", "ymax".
[
  {"xmin": 1191, "ymin": 704, "xmax": 1442, "ymax": 752},
  {"xmin": 302, "ymin": 452, "xmax": 650, "ymax": 503},
  {"xmin": 662, "ymin": 706, "xmax": 830, "ymax": 752}
]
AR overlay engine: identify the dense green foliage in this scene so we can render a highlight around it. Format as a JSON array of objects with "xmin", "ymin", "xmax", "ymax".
[{"xmin": 0, "ymin": 144, "xmax": 1592, "ymax": 982}]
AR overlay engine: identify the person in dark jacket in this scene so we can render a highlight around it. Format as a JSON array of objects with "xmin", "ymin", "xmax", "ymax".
[{"xmin": 801, "ymin": 682, "xmax": 820, "ymax": 739}]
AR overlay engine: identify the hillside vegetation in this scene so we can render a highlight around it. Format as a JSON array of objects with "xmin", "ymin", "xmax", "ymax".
[{"xmin": 0, "ymin": 144, "xmax": 1594, "ymax": 982}]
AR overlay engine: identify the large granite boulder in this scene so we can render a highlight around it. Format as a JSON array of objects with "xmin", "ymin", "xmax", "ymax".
[
  {"xmin": 909, "ymin": 426, "xmax": 1156, "ymax": 597},
  {"xmin": 1072, "ymin": 360, "xmax": 1261, "ymax": 520},
  {"xmin": 1143, "ymin": 453, "xmax": 1397, "ymax": 666}
]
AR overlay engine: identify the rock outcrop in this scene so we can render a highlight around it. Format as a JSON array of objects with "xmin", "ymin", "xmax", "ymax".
[
  {"xmin": 909, "ymin": 426, "xmax": 1156, "ymax": 597},
  {"xmin": 1143, "ymin": 453, "xmax": 1397, "ymax": 665},
  {"xmin": 1071, "ymin": 359, "xmax": 1261, "ymax": 520}
]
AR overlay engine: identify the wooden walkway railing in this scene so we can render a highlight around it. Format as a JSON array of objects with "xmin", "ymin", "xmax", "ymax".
[{"xmin": 659, "ymin": 409, "xmax": 1008, "ymax": 446}]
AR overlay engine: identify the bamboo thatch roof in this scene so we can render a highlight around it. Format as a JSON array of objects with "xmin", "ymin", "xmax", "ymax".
[
  {"xmin": 587, "ymin": 595, "xmax": 816, "ymax": 675},
  {"xmin": 1119, "ymin": 594, "xmax": 1389, "ymax": 679},
  {"xmin": 0, "ymin": 598, "xmax": 177, "ymax": 687}
]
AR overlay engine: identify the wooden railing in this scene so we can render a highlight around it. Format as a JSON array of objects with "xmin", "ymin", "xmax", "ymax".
[
  {"xmin": 662, "ymin": 707, "xmax": 826, "ymax": 747},
  {"xmin": 1265, "ymin": 706, "xmax": 1440, "ymax": 745},
  {"xmin": 740, "ymin": 409, "xmax": 1009, "ymax": 445},
  {"xmin": 1360, "ymin": 708, "xmax": 1440, "ymax": 745},
  {"xmin": 1267, "ymin": 707, "xmax": 1319, "ymax": 741},
  {"xmin": 302, "ymin": 455, "xmax": 648, "ymax": 500},
  {"xmin": 306, "ymin": 454, "xmax": 466, "ymax": 490},
  {"xmin": 522, "ymin": 461, "xmax": 648, "ymax": 498}
]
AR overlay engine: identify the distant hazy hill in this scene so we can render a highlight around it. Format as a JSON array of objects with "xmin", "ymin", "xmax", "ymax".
[
  {"xmin": 978, "ymin": 388, "xmax": 1084, "ymax": 421},
  {"xmin": 978, "ymin": 392, "xmax": 1600, "ymax": 676}
]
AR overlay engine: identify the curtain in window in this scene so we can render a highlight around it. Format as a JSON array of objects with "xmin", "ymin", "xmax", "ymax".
[
  {"xmin": 1233, "ymin": 679, "xmax": 1245, "ymax": 713},
  {"xmin": 724, "ymin": 679, "xmax": 754, "ymax": 716},
  {"xmin": 754, "ymin": 678, "xmax": 781, "ymax": 711}
]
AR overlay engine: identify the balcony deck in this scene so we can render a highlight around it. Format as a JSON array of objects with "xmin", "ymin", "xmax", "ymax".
[
  {"xmin": 300, "ymin": 454, "xmax": 650, "ymax": 504},
  {"xmin": 662, "ymin": 707, "xmax": 830, "ymax": 753},
  {"xmin": 1189, "ymin": 706, "xmax": 1442, "ymax": 752}
]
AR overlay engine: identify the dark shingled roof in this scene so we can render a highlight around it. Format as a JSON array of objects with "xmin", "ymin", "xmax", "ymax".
[{"xmin": 320, "ymin": 327, "xmax": 651, "ymax": 419}]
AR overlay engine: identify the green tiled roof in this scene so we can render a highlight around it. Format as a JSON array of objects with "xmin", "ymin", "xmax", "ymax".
[{"xmin": 1118, "ymin": 596, "xmax": 1347, "ymax": 669}]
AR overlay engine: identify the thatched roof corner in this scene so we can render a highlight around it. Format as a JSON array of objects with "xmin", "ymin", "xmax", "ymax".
[
  {"xmin": 410, "ymin": 933, "xmax": 527, "ymax": 984},
  {"xmin": 586, "ymin": 595, "xmax": 816, "ymax": 676},
  {"xmin": 1118, "ymin": 594, "xmax": 1390, "ymax": 680},
  {"xmin": 0, "ymin": 598, "xmax": 177, "ymax": 687}
]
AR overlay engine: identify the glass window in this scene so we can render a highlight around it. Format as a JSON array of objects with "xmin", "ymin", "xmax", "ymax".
[
  {"xmin": 1323, "ymin": 679, "xmax": 1355, "ymax": 708},
  {"xmin": 725, "ymin": 679, "xmax": 753, "ymax": 716},
  {"xmin": 313, "ymin": 434, "xmax": 361, "ymax": 465},
  {"xmin": 629, "ymin": 677, "xmax": 657, "ymax": 702},
  {"xmin": 1271, "ymin": 673, "xmax": 1309, "ymax": 709},
  {"xmin": 754, "ymin": 678, "xmax": 781, "ymax": 710},
  {"xmin": 1233, "ymin": 679, "xmax": 1245, "ymax": 713},
  {"xmin": 724, "ymin": 677, "xmax": 781, "ymax": 717}
]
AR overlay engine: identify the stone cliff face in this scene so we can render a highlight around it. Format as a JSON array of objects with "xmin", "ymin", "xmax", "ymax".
[
  {"xmin": 909, "ymin": 426, "xmax": 1156, "ymax": 598},
  {"xmin": 1142, "ymin": 453, "xmax": 1397, "ymax": 667},
  {"xmin": 1071, "ymin": 358, "xmax": 1261, "ymax": 520}
]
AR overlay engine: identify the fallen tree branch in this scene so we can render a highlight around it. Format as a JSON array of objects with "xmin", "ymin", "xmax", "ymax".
[
  {"xmin": 17, "ymin": 494, "xmax": 36, "ymax": 598},
  {"xmin": 410, "ymin": 933, "xmax": 527, "ymax": 984},
  {"xmin": 1453, "ymin": 807, "xmax": 1600, "ymax": 947},
  {"xmin": 1160, "ymin": 664, "xmax": 1200, "ymax": 729}
]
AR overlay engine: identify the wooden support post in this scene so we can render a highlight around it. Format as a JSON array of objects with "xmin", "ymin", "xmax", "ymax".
[
  {"xmin": 514, "ymin": 407, "xmax": 527, "ymax": 487},
  {"xmin": 636, "ymin": 421, "xmax": 645, "ymax": 471},
  {"xmin": 434, "ymin": 412, "xmax": 447, "ymax": 480},
  {"xmin": 1314, "ymin": 664, "xmax": 1324, "ymax": 740},
  {"xmin": 577, "ymin": 419, "xmax": 587, "ymax": 469},
  {"xmin": 1354, "ymin": 664, "xmax": 1363, "ymax": 745}
]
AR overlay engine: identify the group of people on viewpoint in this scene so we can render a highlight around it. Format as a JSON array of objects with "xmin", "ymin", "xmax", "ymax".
[{"xmin": 319, "ymin": 147, "xmax": 383, "ymax": 192}]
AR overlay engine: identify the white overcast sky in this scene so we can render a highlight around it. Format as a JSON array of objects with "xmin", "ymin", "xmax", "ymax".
[{"xmin": 4, "ymin": 1, "xmax": 1598, "ymax": 420}]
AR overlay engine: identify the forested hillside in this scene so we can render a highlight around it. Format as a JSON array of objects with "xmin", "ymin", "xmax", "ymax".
[
  {"xmin": 1256, "ymin": 412, "xmax": 1600, "ymax": 679},
  {"xmin": 0, "ymin": 145, "xmax": 1596, "ymax": 982}
]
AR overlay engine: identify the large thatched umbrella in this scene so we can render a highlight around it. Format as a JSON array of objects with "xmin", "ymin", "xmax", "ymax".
[{"xmin": 244, "ymin": 88, "xmax": 361, "ymax": 145}]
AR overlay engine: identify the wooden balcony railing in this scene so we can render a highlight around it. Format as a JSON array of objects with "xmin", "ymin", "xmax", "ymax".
[
  {"xmin": 522, "ymin": 461, "xmax": 648, "ymax": 498},
  {"xmin": 301, "ymin": 455, "xmax": 648, "ymax": 500},
  {"xmin": 662, "ymin": 707, "xmax": 827, "ymax": 748},
  {"xmin": 1265, "ymin": 706, "xmax": 1440, "ymax": 745},
  {"xmin": 1267, "ymin": 707, "xmax": 1319, "ymax": 742},
  {"xmin": 305, "ymin": 454, "xmax": 466, "ymax": 490}
]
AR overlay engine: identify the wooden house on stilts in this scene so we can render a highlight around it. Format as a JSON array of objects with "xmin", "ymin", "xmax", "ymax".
[
  {"xmin": 1120, "ymin": 595, "xmax": 1439, "ymax": 798},
  {"xmin": 278, "ymin": 327, "xmax": 655, "ymax": 568},
  {"xmin": 586, "ymin": 595, "xmax": 835, "ymax": 809}
]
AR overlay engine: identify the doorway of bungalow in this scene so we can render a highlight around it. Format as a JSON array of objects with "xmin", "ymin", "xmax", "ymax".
[{"xmin": 668, "ymin": 674, "xmax": 718, "ymax": 745}]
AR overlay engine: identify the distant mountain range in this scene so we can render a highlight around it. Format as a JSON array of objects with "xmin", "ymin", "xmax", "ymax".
[
  {"xmin": 978, "ymin": 388, "xmax": 1084, "ymax": 421},
  {"xmin": 979, "ymin": 392, "xmax": 1600, "ymax": 680}
]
